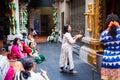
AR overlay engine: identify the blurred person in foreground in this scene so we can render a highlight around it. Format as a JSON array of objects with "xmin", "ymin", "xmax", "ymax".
[
  {"xmin": 100, "ymin": 13, "xmax": 120, "ymax": 80},
  {"xmin": 14, "ymin": 58, "xmax": 50, "ymax": 80}
]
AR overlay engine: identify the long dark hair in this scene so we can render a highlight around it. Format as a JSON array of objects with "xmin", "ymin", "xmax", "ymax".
[
  {"xmin": 109, "ymin": 25, "xmax": 117, "ymax": 38},
  {"xmin": 29, "ymin": 42, "xmax": 32, "ymax": 47},
  {"xmin": 105, "ymin": 14, "xmax": 120, "ymax": 38},
  {"xmin": 21, "ymin": 58, "xmax": 35, "ymax": 79},
  {"xmin": 13, "ymin": 38, "xmax": 20, "ymax": 45},
  {"xmin": 105, "ymin": 13, "xmax": 120, "ymax": 29}
]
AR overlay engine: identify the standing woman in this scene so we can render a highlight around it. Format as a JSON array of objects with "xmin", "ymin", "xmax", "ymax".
[
  {"xmin": 59, "ymin": 24, "xmax": 82, "ymax": 74},
  {"xmin": 100, "ymin": 14, "xmax": 120, "ymax": 80}
]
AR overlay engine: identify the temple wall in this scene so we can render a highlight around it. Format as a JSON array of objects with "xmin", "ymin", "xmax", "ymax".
[{"xmin": 28, "ymin": 7, "xmax": 53, "ymax": 34}]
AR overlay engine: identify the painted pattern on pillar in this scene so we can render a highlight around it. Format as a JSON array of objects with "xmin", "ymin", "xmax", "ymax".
[
  {"xmin": 7, "ymin": 0, "xmax": 16, "ymax": 35},
  {"xmin": 52, "ymin": 8, "xmax": 58, "ymax": 31}
]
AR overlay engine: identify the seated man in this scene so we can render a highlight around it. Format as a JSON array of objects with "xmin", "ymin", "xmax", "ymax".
[{"xmin": 47, "ymin": 29, "xmax": 57, "ymax": 43}]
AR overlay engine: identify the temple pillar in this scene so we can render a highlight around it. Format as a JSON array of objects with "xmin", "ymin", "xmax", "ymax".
[
  {"xmin": 15, "ymin": 0, "xmax": 20, "ymax": 35},
  {"xmin": 7, "ymin": 0, "xmax": 22, "ymax": 40},
  {"xmin": 19, "ymin": 1, "xmax": 29, "ymax": 33},
  {"xmin": 80, "ymin": 0, "xmax": 105, "ymax": 66}
]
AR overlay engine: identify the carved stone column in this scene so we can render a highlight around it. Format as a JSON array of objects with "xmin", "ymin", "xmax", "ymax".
[{"xmin": 80, "ymin": 0, "xmax": 105, "ymax": 66}]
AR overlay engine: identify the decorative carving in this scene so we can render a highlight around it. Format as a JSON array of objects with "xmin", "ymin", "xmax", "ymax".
[
  {"xmin": 52, "ymin": 8, "xmax": 59, "ymax": 31},
  {"xmin": 84, "ymin": 3, "xmax": 94, "ymax": 32},
  {"xmin": 87, "ymin": 0, "xmax": 105, "ymax": 66},
  {"xmin": 98, "ymin": 0, "xmax": 105, "ymax": 33},
  {"xmin": 8, "ymin": 0, "xmax": 16, "ymax": 35},
  {"xmin": 93, "ymin": 0, "xmax": 105, "ymax": 40}
]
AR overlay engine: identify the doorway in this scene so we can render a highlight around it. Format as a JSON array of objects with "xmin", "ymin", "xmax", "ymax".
[
  {"xmin": 61, "ymin": 12, "xmax": 64, "ymax": 38},
  {"xmin": 40, "ymin": 15, "xmax": 50, "ymax": 36},
  {"xmin": 106, "ymin": 0, "xmax": 120, "ymax": 17}
]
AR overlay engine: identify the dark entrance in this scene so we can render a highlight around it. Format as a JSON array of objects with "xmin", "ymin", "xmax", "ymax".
[
  {"xmin": 106, "ymin": 0, "xmax": 120, "ymax": 17},
  {"xmin": 0, "ymin": 0, "xmax": 9, "ymax": 39},
  {"xmin": 40, "ymin": 15, "xmax": 50, "ymax": 36}
]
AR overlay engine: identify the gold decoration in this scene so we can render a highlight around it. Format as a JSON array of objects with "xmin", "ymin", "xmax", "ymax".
[
  {"xmin": 11, "ymin": 0, "xmax": 16, "ymax": 34},
  {"xmin": 93, "ymin": 0, "xmax": 105, "ymax": 40},
  {"xmin": 87, "ymin": 0, "xmax": 105, "ymax": 65},
  {"xmin": 84, "ymin": 3, "xmax": 94, "ymax": 32}
]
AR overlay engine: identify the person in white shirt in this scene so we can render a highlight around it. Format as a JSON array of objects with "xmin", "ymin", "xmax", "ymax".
[
  {"xmin": 59, "ymin": 24, "xmax": 82, "ymax": 74},
  {"xmin": 14, "ymin": 58, "xmax": 49, "ymax": 80}
]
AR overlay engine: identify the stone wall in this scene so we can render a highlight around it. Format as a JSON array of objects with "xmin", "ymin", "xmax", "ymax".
[
  {"xmin": 28, "ymin": 7, "xmax": 54, "ymax": 35},
  {"xmin": 70, "ymin": 0, "xmax": 85, "ymax": 45},
  {"xmin": 28, "ymin": 8, "xmax": 40, "ymax": 29},
  {"xmin": 71, "ymin": 0, "xmax": 85, "ymax": 37}
]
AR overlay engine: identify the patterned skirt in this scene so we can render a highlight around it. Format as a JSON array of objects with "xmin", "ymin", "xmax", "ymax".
[{"xmin": 101, "ymin": 68, "xmax": 120, "ymax": 80}]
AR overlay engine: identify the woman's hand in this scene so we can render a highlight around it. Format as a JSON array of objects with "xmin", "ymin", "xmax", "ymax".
[
  {"xmin": 41, "ymin": 69, "xmax": 50, "ymax": 80},
  {"xmin": 73, "ymin": 34, "xmax": 82, "ymax": 40},
  {"xmin": 76, "ymin": 34, "xmax": 83, "ymax": 39}
]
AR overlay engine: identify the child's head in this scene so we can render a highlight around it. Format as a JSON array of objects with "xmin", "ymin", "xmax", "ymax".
[
  {"xmin": 29, "ymin": 42, "xmax": 33, "ymax": 48},
  {"xmin": 22, "ymin": 58, "xmax": 36, "ymax": 71},
  {"xmin": 21, "ymin": 58, "xmax": 36, "ymax": 79}
]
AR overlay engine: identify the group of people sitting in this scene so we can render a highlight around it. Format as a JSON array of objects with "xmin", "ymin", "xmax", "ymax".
[
  {"xmin": 0, "ymin": 30, "xmax": 49, "ymax": 80},
  {"xmin": 9, "ymin": 32, "xmax": 45, "ymax": 63},
  {"xmin": 46, "ymin": 29, "xmax": 58, "ymax": 43}
]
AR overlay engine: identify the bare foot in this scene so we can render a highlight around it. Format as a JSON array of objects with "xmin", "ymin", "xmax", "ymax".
[
  {"xmin": 60, "ymin": 69, "xmax": 66, "ymax": 73},
  {"xmin": 70, "ymin": 70, "xmax": 77, "ymax": 74}
]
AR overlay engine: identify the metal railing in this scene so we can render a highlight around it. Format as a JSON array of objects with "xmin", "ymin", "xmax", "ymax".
[{"xmin": 92, "ymin": 51, "xmax": 103, "ymax": 80}]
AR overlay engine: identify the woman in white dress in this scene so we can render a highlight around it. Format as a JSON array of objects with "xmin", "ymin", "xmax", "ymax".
[{"xmin": 59, "ymin": 24, "xmax": 82, "ymax": 74}]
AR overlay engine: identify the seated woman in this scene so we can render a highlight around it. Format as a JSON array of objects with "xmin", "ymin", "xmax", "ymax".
[
  {"xmin": 47, "ymin": 29, "xmax": 57, "ymax": 43},
  {"xmin": 0, "ymin": 47, "xmax": 24, "ymax": 80},
  {"xmin": 14, "ymin": 58, "xmax": 50, "ymax": 80},
  {"xmin": 25, "ymin": 33, "xmax": 37, "ymax": 47},
  {"xmin": 8, "ymin": 38, "xmax": 27, "ymax": 59},
  {"xmin": 29, "ymin": 42, "xmax": 45, "ymax": 63}
]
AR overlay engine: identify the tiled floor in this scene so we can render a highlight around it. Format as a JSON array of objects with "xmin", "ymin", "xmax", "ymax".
[{"xmin": 36, "ymin": 43, "xmax": 100, "ymax": 80}]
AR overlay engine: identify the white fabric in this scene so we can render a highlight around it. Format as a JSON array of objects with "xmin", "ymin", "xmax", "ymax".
[
  {"xmin": 27, "ymin": 71, "xmax": 45, "ymax": 80},
  {"xmin": 60, "ymin": 32, "xmax": 76, "ymax": 70},
  {"xmin": 0, "ymin": 55, "xmax": 9, "ymax": 80},
  {"xmin": 14, "ymin": 71, "xmax": 45, "ymax": 80}
]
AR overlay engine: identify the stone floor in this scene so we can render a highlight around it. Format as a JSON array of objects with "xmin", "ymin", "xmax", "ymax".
[
  {"xmin": 35, "ymin": 36, "xmax": 48, "ymax": 43},
  {"xmin": 35, "ymin": 43, "xmax": 101, "ymax": 80}
]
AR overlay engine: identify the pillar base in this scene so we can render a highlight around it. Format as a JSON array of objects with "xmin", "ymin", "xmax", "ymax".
[{"xmin": 79, "ymin": 37, "xmax": 100, "ymax": 66}]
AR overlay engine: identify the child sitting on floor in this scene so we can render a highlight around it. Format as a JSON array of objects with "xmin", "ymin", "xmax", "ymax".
[{"xmin": 29, "ymin": 42, "xmax": 45, "ymax": 63}]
